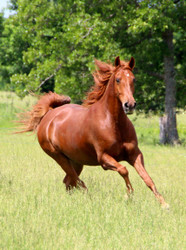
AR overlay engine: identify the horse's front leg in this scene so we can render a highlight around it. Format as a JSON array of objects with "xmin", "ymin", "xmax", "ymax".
[
  {"xmin": 100, "ymin": 153, "xmax": 133, "ymax": 195},
  {"xmin": 129, "ymin": 148, "xmax": 169, "ymax": 209}
]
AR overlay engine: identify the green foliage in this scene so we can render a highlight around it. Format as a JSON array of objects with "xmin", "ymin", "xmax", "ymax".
[
  {"xmin": 124, "ymin": 0, "xmax": 185, "ymax": 112},
  {"xmin": 0, "ymin": 0, "xmax": 185, "ymax": 110},
  {"xmin": 0, "ymin": 12, "xmax": 31, "ymax": 91}
]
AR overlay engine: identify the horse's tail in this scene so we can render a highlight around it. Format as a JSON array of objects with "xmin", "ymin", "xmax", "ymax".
[{"xmin": 16, "ymin": 91, "xmax": 71, "ymax": 133}]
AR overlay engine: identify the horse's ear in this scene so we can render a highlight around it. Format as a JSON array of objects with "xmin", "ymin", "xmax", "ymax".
[
  {"xmin": 115, "ymin": 56, "xmax": 121, "ymax": 67},
  {"xmin": 129, "ymin": 57, "xmax": 135, "ymax": 70},
  {"xmin": 95, "ymin": 59, "xmax": 111, "ymax": 72}
]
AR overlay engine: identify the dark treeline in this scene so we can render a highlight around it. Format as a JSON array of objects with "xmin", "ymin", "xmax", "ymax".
[{"xmin": 0, "ymin": 0, "xmax": 185, "ymax": 144}]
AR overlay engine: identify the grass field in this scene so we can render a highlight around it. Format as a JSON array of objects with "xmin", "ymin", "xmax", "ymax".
[{"xmin": 0, "ymin": 91, "xmax": 186, "ymax": 249}]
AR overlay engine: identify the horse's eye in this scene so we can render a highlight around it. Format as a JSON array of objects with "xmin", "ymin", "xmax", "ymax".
[{"xmin": 116, "ymin": 78, "xmax": 120, "ymax": 83}]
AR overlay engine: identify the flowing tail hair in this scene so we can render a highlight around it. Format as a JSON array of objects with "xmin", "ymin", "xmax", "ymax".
[{"xmin": 16, "ymin": 91, "xmax": 71, "ymax": 133}]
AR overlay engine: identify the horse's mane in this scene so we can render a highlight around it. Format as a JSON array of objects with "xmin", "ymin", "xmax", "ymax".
[{"xmin": 83, "ymin": 59, "xmax": 128, "ymax": 106}]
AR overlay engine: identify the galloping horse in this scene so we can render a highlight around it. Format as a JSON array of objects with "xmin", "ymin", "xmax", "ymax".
[{"xmin": 18, "ymin": 56, "xmax": 169, "ymax": 208}]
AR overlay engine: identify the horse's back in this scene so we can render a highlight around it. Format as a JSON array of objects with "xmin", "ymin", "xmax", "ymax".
[{"xmin": 38, "ymin": 103, "xmax": 86, "ymax": 128}]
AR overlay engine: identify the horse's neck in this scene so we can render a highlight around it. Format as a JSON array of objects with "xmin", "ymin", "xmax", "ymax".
[{"xmin": 99, "ymin": 78, "xmax": 127, "ymax": 123}]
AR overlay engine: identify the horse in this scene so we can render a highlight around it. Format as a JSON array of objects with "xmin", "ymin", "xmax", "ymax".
[{"xmin": 18, "ymin": 56, "xmax": 169, "ymax": 208}]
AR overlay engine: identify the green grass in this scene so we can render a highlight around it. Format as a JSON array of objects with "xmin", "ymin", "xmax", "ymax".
[
  {"xmin": 0, "ymin": 91, "xmax": 186, "ymax": 249},
  {"xmin": 0, "ymin": 91, "xmax": 36, "ymax": 128}
]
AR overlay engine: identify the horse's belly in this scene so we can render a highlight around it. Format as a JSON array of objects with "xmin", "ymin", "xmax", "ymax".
[
  {"xmin": 56, "ymin": 133, "xmax": 99, "ymax": 165},
  {"xmin": 64, "ymin": 148, "xmax": 99, "ymax": 166}
]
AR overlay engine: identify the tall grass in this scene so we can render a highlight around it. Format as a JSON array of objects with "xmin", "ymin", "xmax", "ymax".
[
  {"xmin": 0, "ymin": 91, "xmax": 36, "ymax": 128},
  {"xmin": 0, "ymin": 91, "xmax": 186, "ymax": 249}
]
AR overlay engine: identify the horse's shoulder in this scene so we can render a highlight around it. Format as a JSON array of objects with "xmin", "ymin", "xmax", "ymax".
[{"xmin": 120, "ymin": 117, "xmax": 138, "ymax": 149}]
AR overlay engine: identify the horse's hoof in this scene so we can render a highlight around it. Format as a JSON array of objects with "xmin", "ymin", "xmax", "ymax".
[
  {"xmin": 124, "ymin": 192, "xmax": 133, "ymax": 201},
  {"xmin": 124, "ymin": 193, "xmax": 129, "ymax": 200},
  {"xmin": 161, "ymin": 202, "xmax": 170, "ymax": 210}
]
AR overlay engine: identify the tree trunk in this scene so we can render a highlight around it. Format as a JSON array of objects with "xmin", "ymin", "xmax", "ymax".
[{"xmin": 159, "ymin": 30, "xmax": 179, "ymax": 145}]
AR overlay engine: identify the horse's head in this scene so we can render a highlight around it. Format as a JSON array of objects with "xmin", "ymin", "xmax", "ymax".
[{"xmin": 114, "ymin": 56, "xmax": 136, "ymax": 114}]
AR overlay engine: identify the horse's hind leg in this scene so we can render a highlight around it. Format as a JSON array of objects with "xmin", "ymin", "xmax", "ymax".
[
  {"xmin": 38, "ymin": 134, "xmax": 82, "ymax": 190},
  {"xmin": 51, "ymin": 153, "xmax": 87, "ymax": 190},
  {"xmin": 47, "ymin": 152, "xmax": 79, "ymax": 190},
  {"xmin": 69, "ymin": 161, "xmax": 87, "ymax": 190}
]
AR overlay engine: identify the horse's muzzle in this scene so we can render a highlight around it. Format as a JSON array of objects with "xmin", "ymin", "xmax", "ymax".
[{"xmin": 123, "ymin": 102, "xmax": 136, "ymax": 114}]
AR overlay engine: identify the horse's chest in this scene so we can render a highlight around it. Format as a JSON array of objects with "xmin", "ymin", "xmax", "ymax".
[{"xmin": 104, "ymin": 139, "xmax": 123, "ymax": 157}]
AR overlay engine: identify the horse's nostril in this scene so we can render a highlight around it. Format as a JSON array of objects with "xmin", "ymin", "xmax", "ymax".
[
  {"xmin": 124, "ymin": 102, "xmax": 136, "ymax": 110},
  {"xmin": 124, "ymin": 102, "xmax": 129, "ymax": 108}
]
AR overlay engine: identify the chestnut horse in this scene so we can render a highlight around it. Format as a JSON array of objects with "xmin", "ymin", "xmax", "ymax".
[{"xmin": 18, "ymin": 56, "xmax": 168, "ymax": 208}]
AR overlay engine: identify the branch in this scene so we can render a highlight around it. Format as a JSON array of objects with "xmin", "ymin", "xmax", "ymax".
[
  {"xmin": 148, "ymin": 72, "xmax": 164, "ymax": 80},
  {"xmin": 174, "ymin": 0, "xmax": 180, "ymax": 3},
  {"xmin": 36, "ymin": 64, "xmax": 62, "ymax": 91},
  {"xmin": 125, "ymin": 32, "xmax": 153, "ymax": 48},
  {"xmin": 82, "ymin": 26, "xmax": 95, "ymax": 39}
]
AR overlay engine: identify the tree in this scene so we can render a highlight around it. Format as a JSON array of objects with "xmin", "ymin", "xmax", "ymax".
[
  {"xmin": 160, "ymin": 29, "xmax": 179, "ymax": 144},
  {"xmin": 119, "ymin": 0, "xmax": 185, "ymax": 144},
  {"xmin": 0, "ymin": 11, "xmax": 31, "ymax": 92},
  {"xmin": 8, "ymin": 0, "xmax": 121, "ymax": 100}
]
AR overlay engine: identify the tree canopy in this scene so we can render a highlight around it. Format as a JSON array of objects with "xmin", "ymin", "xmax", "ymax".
[{"xmin": 0, "ymin": 0, "xmax": 185, "ymax": 111}]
